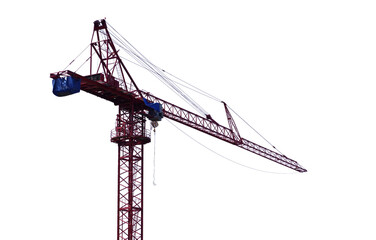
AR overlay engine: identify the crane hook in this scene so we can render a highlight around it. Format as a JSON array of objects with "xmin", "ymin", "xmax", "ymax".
[{"xmin": 151, "ymin": 121, "xmax": 159, "ymax": 129}]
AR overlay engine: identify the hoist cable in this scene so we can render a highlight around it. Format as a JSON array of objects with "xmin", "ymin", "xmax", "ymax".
[
  {"xmin": 166, "ymin": 119, "xmax": 295, "ymax": 175},
  {"xmin": 153, "ymin": 128, "xmax": 157, "ymax": 186}
]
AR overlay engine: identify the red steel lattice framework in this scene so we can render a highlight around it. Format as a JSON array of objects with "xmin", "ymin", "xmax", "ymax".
[
  {"xmin": 50, "ymin": 19, "xmax": 307, "ymax": 240},
  {"xmin": 111, "ymin": 101, "xmax": 150, "ymax": 240}
]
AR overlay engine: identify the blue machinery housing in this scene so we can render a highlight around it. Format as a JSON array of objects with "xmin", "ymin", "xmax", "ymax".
[
  {"xmin": 52, "ymin": 76, "xmax": 163, "ymax": 121},
  {"xmin": 52, "ymin": 76, "xmax": 81, "ymax": 97},
  {"xmin": 143, "ymin": 98, "xmax": 163, "ymax": 121}
]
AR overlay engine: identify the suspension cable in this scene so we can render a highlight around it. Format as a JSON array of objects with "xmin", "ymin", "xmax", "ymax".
[
  {"xmin": 166, "ymin": 119, "xmax": 295, "ymax": 174},
  {"xmin": 163, "ymin": 71, "xmax": 222, "ymax": 102},
  {"xmin": 227, "ymin": 105, "xmax": 285, "ymax": 156},
  {"xmin": 63, "ymin": 44, "xmax": 90, "ymax": 70},
  {"xmin": 106, "ymin": 21, "xmax": 285, "ymax": 158},
  {"xmin": 74, "ymin": 56, "xmax": 91, "ymax": 73},
  {"xmin": 119, "ymin": 56, "xmax": 221, "ymax": 102},
  {"xmin": 108, "ymin": 24, "xmax": 219, "ymax": 102},
  {"xmin": 107, "ymin": 23, "xmax": 210, "ymax": 117}
]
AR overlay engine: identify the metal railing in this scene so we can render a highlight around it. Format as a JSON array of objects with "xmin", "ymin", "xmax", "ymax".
[{"xmin": 110, "ymin": 127, "xmax": 151, "ymax": 141}]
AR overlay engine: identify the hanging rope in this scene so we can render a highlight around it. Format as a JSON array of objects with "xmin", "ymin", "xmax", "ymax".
[{"xmin": 152, "ymin": 125, "xmax": 157, "ymax": 186}]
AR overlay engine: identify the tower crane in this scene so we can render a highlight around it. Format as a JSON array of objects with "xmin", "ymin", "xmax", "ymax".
[{"xmin": 50, "ymin": 19, "xmax": 307, "ymax": 240}]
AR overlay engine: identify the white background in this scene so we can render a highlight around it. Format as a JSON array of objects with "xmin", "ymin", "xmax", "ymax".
[{"xmin": 1, "ymin": 1, "xmax": 375, "ymax": 240}]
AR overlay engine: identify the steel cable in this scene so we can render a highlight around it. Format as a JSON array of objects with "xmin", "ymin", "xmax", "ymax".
[
  {"xmin": 166, "ymin": 119, "xmax": 296, "ymax": 174},
  {"xmin": 106, "ymin": 21, "xmax": 286, "ymax": 160},
  {"xmin": 227, "ymin": 105, "xmax": 285, "ymax": 156},
  {"xmin": 107, "ymin": 24, "xmax": 209, "ymax": 117},
  {"xmin": 63, "ymin": 44, "xmax": 90, "ymax": 70}
]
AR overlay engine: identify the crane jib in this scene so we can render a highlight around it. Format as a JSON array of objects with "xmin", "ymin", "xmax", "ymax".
[{"xmin": 50, "ymin": 70, "xmax": 306, "ymax": 173}]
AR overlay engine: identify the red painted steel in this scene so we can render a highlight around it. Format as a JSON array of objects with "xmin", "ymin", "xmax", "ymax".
[
  {"xmin": 223, "ymin": 101, "xmax": 242, "ymax": 143},
  {"xmin": 111, "ymin": 101, "xmax": 150, "ymax": 240},
  {"xmin": 51, "ymin": 69, "xmax": 307, "ymax": 173},
  {"xmin": 90, "ymin": 19, "xmax": 144, "ymax": 98},
  {"xmin": 50, "ymin": 18, "xmax": 307, "ymax": 240},
  {"xmin": 141, "ymin": 92, "xmax": 307, "ymax": 173}
]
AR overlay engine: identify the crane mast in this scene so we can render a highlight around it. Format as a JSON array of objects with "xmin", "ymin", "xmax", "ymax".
[
  {"xmin": 50, "ymin": 19, "xmax": 306, "ymax": 240},
  {"xmin": 112, "ymin": 101, "xmax": 148, "ymax": 240}
]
